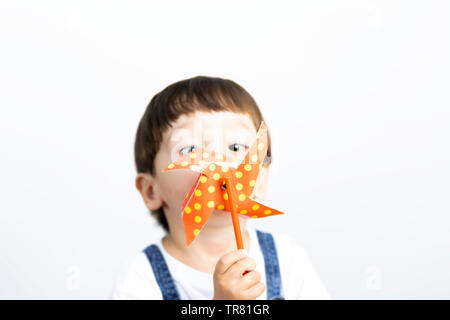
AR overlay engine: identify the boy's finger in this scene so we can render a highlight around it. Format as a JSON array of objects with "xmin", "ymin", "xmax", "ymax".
[
  {"xmin": 227, "ymin": 257, "xmax": 257, "ymax": 279},
  {"xmin": 240, "ymin": 270, "xmax": 262, "ymax": 289},
  {"xmin": 214, "ymin": 249, "xmax": 248, "ymax": 275},
  {"xmin": 242, "ymin": 282, "xmax": 265, "ymax": 300}
]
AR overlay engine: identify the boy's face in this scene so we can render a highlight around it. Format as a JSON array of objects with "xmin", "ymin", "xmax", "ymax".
[{"xmin": 139, "ymin": 111, "xmax": 269, "ymax": 230}]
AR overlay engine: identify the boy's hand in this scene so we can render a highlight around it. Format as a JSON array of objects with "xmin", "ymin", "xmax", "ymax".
[{"xmin": 212, "ymin": 249, "xmax": 265, "ymax": 300}]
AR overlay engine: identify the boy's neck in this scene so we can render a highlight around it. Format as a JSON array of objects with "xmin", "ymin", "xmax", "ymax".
[{"xmin": 162, "ymin": 225, "xmax": 250, "ymax": 274}]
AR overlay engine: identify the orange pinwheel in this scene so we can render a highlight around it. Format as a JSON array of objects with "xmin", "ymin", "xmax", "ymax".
[{"xmin": 162, "ymin": 121, "xmax": 284, "ymax": 248}]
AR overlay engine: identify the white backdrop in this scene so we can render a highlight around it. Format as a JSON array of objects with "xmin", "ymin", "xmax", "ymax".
[{"xmin": 1, "ymin": 0, "xmax": 449, "ymax": 299}]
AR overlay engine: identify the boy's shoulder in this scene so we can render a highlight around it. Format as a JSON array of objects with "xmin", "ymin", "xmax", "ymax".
[
  {"xmin": 256, "ymin": 228, "xmax": 330, "ymax": 299},
  {"xmin": 253, "ymin": 227, "xmax": 307, "ymax": 256},
  {"xmin": 110, "ymin": 248, "xmax": 162, "ymax": 300},
  {"xmin": 252, "ymin": 227, "xmax": 312, "ymax": 277}
]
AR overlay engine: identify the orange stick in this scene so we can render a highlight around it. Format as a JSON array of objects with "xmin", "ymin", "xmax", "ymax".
[{"xmin": 224, "ymin": 175, "xmax": 244, "ymax": 250}]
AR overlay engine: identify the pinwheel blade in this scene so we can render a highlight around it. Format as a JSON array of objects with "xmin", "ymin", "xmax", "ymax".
[{"xmin": 235, "ymin": 121, "xmax": 269, "ymax": 198}]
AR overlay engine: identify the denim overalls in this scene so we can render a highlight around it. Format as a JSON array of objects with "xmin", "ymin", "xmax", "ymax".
[{"xmin": 143, "ymin": 229, "xmax": 285, "ymax": 300}]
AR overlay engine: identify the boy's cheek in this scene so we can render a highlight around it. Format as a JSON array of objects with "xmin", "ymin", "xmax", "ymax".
[
  {"xmin": 161, "ymin": 171, "xmax": 200, "ymax": 206},
  {"xmin": 155, "ymin": 151, "xmax": 198, "ymax": 204}
]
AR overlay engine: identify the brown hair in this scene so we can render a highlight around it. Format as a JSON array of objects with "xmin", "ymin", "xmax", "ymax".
[{"xmin": 134, "ymin": 75, "xmax": 272, "ymax": 233}]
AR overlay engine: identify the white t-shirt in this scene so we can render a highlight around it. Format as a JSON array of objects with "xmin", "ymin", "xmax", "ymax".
[{"xmin": 110, "ymin": 227, "xmax": 330, "ymax": 300}]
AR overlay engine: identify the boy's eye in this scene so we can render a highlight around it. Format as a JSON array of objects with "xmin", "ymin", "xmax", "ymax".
[
  {"xmin": 229, "ymin": 143, "xmax": 248, "ymax": 152},
  {"xmin": 179, "ymin": 145, "xmax": 197, "ymax": 156},
  {"xmin": 179, "ymin": 144, "xmax": 248, "ymax": 156}
]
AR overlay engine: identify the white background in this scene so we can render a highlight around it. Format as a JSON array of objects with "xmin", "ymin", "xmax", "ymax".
[{"xmin": 1, "ymin": 0, "xmax": 449, "ymax": 299}]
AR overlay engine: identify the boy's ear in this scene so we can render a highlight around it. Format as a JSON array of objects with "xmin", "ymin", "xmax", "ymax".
[
  {"xmin": 252, "ymin": 166, "xmax": 270, "ymax": 201},
  {"xmin": 135, "ymin": 173, "xmax": 164, "ymax": 211}
]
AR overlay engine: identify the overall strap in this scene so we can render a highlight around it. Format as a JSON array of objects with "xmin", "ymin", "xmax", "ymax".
[
  {"xmin": 256, "ymin": 230, "xmax": 285, "ymax": 300},
  {"xmin": 143, "ymin": 244, "xmax": 181, "ymax": 300}
]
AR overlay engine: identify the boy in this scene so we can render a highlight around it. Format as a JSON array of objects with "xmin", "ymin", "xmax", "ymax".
[{"xmin": 111, "ymin": 76, "xmax": 330, "ymax": 300}]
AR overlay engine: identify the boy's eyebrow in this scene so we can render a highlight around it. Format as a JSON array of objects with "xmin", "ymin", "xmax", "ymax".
[
  {"xmin": 169, "ymin": 118, "xmax": 191, "ymax": 130},
  {"xmin": 166, "ymin": 120, "xmax": 192, "ymax": 143},
  {"xmin": 234, "ymin": 118, "xmax": 255, "ymax": 132},
  {"xmin": 166, "ymin": 116, "xmax": 256, "ymax": 146}
]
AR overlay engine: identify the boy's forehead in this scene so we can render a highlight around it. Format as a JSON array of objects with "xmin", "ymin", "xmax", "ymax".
[
  {"xmin": 173, "ymin": 111, "xmax": 254, "ymax": 130},
  {"xmin": 163, "ymin": 111, "xmax": 257, "ymax": 144}
]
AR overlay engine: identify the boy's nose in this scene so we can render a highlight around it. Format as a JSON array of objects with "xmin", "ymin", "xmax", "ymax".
[
  {"xmin": 202, "ymin": 140, "xmax": 223, "ymax": 154},
  {"xmin": 201, "ymin": 140, "xmax": 243, "ymax": 164}
]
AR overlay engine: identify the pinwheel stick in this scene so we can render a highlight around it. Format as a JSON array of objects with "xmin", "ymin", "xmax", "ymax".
[{"xmin": 224, "ymin": 176, "xmax": 244, "ymax": 250}]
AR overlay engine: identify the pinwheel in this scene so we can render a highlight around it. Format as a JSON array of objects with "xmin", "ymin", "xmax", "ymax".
[{"xmin": 162, "ymin": 121, "xmax": 284, "ymax": 249}]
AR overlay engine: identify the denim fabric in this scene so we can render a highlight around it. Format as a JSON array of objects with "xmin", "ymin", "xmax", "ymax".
[
  {"xmin": 256, "ymin": 230, "xmax": 285, "ymax": 300},
  {"xmin": 143, "ymin": 229, "xmax": 284, "ymax": 300},
  {"xmin": 143, "ymin": 244, "xmax": 181, "ymax": 300}
]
